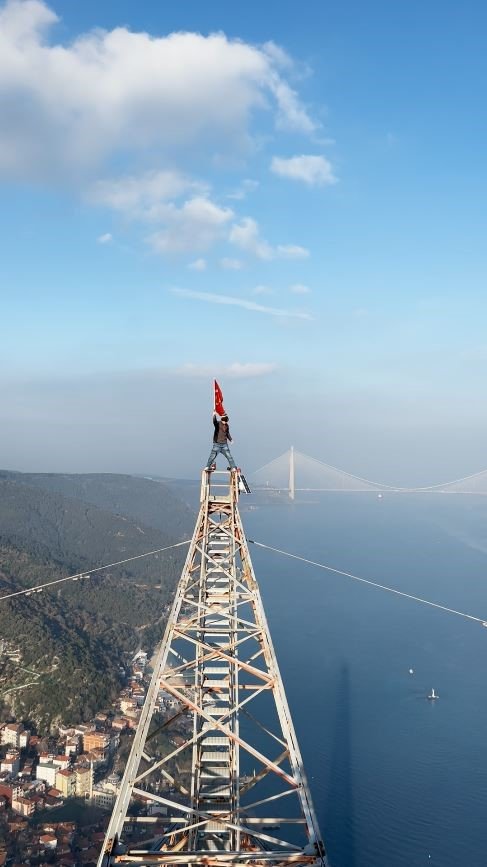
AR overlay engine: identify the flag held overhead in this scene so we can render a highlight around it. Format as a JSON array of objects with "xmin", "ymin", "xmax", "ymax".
[{"xmin": 214, "ymin": 380, "xmax": 226, "ymax": 416}]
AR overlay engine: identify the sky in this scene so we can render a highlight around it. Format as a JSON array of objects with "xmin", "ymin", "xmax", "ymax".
[{"xmin": 1, "ymin": 0, "xmax": 487, "ymax": 484}]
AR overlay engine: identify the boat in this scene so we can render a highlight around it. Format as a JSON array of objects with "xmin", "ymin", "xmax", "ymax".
[{"xmin": 427, "ymin": 688, "xmax": 439, "ymax": 700}]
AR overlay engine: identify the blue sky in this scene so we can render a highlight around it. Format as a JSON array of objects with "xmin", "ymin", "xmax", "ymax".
[{"xmin": 1, "ymin": 0, "xmax": 487, "ymax": 482}]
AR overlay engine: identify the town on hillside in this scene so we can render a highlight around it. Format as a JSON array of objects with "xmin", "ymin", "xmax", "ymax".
[{"xmin": 0, "ymin": 646, "xmax": 190, "ymax": 867}]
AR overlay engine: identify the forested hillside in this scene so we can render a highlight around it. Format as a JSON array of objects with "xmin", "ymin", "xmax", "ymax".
[
  {"xmin": 0, "ymin": 473, "xmax": 193, "ymax": 730},
  {"xmin": 0, "ymin": 471, "xmax": 193, "ymax": 539}
]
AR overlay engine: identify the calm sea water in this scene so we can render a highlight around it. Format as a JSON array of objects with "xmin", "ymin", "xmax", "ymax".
[{"xmin": 242, "ymin": 493, "xmax": 487, "ymax": 867}]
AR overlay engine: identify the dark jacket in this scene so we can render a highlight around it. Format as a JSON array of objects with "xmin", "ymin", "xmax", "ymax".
[{"xmin": 213, "ymin": 414, "xmax": 232, "ymax": 444}]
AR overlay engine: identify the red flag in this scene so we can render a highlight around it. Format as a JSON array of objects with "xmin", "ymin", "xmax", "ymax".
[{"xmin": 214, "ymin": 380, "xmax": 226, "ymax": 416}]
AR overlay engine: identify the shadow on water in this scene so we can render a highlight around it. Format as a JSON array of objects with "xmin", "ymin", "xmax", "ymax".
[{"xmin": 325, "ymin": 663, "xmax": 355, "ymax": 867}]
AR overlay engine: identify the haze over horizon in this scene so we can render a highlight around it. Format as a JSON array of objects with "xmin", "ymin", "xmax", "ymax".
[{"xmin": 2, "ymin": 0, "xmax": 487, "ymax": 486}]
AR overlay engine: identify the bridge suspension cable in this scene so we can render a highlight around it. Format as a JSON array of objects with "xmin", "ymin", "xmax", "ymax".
[{"xmin": 248, "ymin": 540, "xmax": 487, "ymax": 626}]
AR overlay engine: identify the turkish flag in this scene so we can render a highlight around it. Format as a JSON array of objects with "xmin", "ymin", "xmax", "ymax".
[{"xmin": 214, "ymin": 380, "xmax": 226, "ymax": 416}]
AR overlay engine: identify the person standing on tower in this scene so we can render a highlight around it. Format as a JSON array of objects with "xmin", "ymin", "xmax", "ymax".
[{"xmin": 205, "ymin": 412, "xmax": 237, "ymax": 471}]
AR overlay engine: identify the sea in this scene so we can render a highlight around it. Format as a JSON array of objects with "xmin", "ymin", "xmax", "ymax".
[{"xmin": 240, "ymin": 492, "xmax": 487, "ymax": 867}]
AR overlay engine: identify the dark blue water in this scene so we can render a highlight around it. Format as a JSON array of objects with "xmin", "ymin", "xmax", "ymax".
[{"xmin": 242, "ymin": 494, "xmax": 487, "ymax": 867}]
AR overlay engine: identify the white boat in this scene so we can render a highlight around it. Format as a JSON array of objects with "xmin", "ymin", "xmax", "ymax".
[{"xmin": 427, "ymin": 688, "xmax": 439, "ymax": 700}]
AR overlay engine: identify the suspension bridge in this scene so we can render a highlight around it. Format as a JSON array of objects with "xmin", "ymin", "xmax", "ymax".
[{"xmin": 251, "ymin": 447, "xmax": 487, "ymax": 499}]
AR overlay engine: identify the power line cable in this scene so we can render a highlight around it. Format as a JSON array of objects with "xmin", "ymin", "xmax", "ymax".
[
  {"xmin": 0, "ymin": 539, "xmax": 192, "ymax": 603},
  {"xmin": 248, "ymin": 539, "xmax": 487, "ymax": 626}
]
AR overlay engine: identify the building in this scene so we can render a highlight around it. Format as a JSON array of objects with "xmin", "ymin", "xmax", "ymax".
[
  {"xmin": 83, "ymin": 749, "xmax": 106, "ymax": 769},
  {"xmin": 36, "ymin": 762, "xmax": 60, "ymax": 788},
  {"xmin": 0, "ymin": 750, "xmax": 20, "ymax": 776},
  {"xmin": 38, "ymin": 753, "xmax": 70, "ymax": 770},
  {"xmin": 83, "ymin": 731, "xmax": 110, "ymax": 753},
  {"xmin": 12, "ymin": 795, "xmax": 35, "ymax": 816},
  {"xmin": 0, "ymin": 723, "xmax": 30, "ymax": 749},
  {"xmin": 120, "ymin": 698, "xmax": 137, "ymax": 715},
  {"xmin": 39, "ymin": 833, "xmax": 57, "ymax": 851},
  {"xmin": 92, "ymin": 786, "xmax": 116, "ymax": 810},
  {"xmin": 65, "ymin": 735, "xmax": 80, "ymax": 755},
  {"xmin": 0, "ymin": 783, "xmax": 21, "ymax": 806},
  {"xmin": 74, "ymin": 765, "xmax": 92, "ymax": 799},
  {"xmin": 55, "ymin": 769, "xmax": 76, "ymax": 798}
]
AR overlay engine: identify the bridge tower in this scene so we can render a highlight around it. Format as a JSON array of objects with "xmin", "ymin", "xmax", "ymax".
[
  {"xmin": 289, "ymin": 446, "xmax": 295, "ymax": 500},
  {"xmin": 97, "ymin": 469, "xmax": 327, "ymax": 867}
]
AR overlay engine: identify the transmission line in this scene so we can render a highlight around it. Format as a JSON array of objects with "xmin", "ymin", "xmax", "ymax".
[
  {"xmin": 248, "ymin": 539, "xmax": 487, "ymax": 626},
  {"xmin": 0, "ymin": 539, "xmax": 192, "ymax": 603}
]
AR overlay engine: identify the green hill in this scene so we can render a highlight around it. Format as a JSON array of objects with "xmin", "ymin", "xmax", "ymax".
[{"xmin": 0, "ymin": 473, "xmax": 194, "ymax": 730}]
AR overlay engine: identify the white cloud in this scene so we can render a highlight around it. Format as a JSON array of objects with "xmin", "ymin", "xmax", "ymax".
[
  {"xmin": 97, "ymin": 232, "xmax": 113, "ymax": 244},
  {"xmin": 220, "ymin": 257, "xmax": 244, "ymax": 270},
  {"xmin": 276, "ymin": 244, "xmax": 309, "ymax": 259},
  {"xmin": 268, "ymin": 78, "xmax": 316, "ymax": 134},
  {"xmin": 270, "ymin": 155, "xmax": 336, "ymax": 186},
  {"xmin": 178, "ymin": 362, "xmax": 278, "ymax": 379},
  {"xmin": 229, "ymin": 218, "xmax": 273, "ymax": 260},
  {"xmin": 229, "ymin": 217, "xmax": 309, "ymax": 260},
  {"xmin": 88, "ymin": 170, "xmax": 202, "ymax": 219},
  {"xmin": 226, "ymin": 178, "xmax": 259, "ymax": 200},
  {"xmin": 171, "ymin": 287, "xmax": 313, "ymax": 320},
  {"xmin": 188, "ymin": 258, "xmax": 207, "ymax": 271},
  {"xmin": 148, "ymin": 198, "xmax": 233, "ymax": 254},
  {"xmin": 0, "ymin": 1, "xmax": 316, "ymax": 179},
  {"xmin": 289, "ymin": 283, "xmax": 310, "ymax": 294}
]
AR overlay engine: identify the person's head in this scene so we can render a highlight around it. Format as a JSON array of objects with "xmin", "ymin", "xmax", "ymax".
[{"xmin": 221, "ymin": 415, "xmax": 229, "ymax": 422}]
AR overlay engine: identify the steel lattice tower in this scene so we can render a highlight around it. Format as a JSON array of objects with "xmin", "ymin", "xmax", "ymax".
[{"xmin": 98, "ymin": 470, "xmax": 327, "ymax": 867}]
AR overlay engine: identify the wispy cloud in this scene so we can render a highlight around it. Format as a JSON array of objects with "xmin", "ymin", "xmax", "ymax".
[
  {"xmin": 277, "ymin": 244, "xmax": 309, "ymax": 259},
  {"xmin": 271, "ymin": 154, "xmax": 336, "ymax": 186},
  {"xmin": 148, "ymin": 198, "xmax": 234, "ymax": 254},
  {"xmin": 97, "ymin": 232, "xmax": 113, "ymax": 244},
  {"xmin": 88, "ymin": 170, "xmax": 201, "ymax": 218},
  {"xmin": 188, "ymin": 258, "xmax": 207, "ymax": 271},
  {"xmin": 289, "ymin": 282, "xmax": 310, "ymax": 294},
  {"xmin": 226, "ymin": 179, "xmax": 259, "ymax": 200},
  {"xmin": 178, "ymin": 362, "xmax": 278, "ymax": 379},
  {"xmin": 229, "ymin": 217, "xmax": 309, "ymax": 260},
  {"xmin": 171, "ymin": 288, "xmax": 313, "ymax": 320},
  {"xmin": 220, "ymin": 257, "xmax": 244, "ymax": 270}
]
